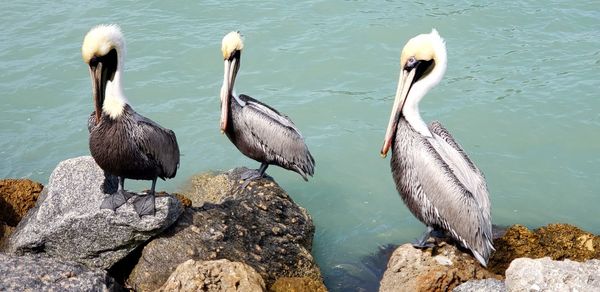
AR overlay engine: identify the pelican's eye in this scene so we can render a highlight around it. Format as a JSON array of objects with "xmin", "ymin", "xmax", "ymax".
[{"xmin": 405, "ymin": 56, "xmax": 418, "ymax": 70}]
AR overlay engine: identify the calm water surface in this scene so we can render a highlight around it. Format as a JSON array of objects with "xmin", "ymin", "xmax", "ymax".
[{"xmin": 1, "ymin": 1, "xmax": 599, "ymax": 290}]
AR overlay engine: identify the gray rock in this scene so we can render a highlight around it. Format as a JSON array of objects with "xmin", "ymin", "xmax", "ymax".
[
  {"xmin": 0, "ymin": 253, "xmax": 122, "ymax": 291},
  {"xmin": 379, "ymin": 242, "xmax": 499, "ymax": 292},
  {"xmin": 128, "ymin": 168, "xmax": 322, "ymax": 291},
  {"xmin": 505, "ymin": 257, "xmax": 600, "ymax": 291},
  {"xmin": 453, "ymin": 279, "xmax": 506, "ymax": 292},
  {"xmin": 157, "ymin": 259, "xmax": 265, "ymax": 292},
  {"xmin": 7, "ymin": 156, "xmax": 183, "ymax": 269}
]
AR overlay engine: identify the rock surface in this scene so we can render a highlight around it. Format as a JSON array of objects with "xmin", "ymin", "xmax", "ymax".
[
  {"xmin": 270, "ymin": 277, "xmax": 328, "ymax": 292},
  {"xmin": 157, "ymin": 259, "xmax": 265, "ymax": 292},
  {"xmin": 453, "ymin": 278, "xmax": 506, "ymax": 292},
  {"xmin": 0, "ymin": 253, "xmax": 122, "ymax": 291},
  {"xmin": 0, "ymin": 179, "xmax": 42, "ymax": 249},
  {"xmin": 128, "ymin": 168, "xmax": 322, "ymax": 291},
  {"xmin": 505, "ymin": 257, "xmax": 600, "ymax": 291},
  {"xmin": 7, "ymin": 156, "xmax": 183, "ymax": 269},
  {"xmin": 379, "ymin": 242, "xmax": 500, "ymax": 292},
  {"xmin": 488, "ymin": 223, "xmax": 600, "ymax": 275}
]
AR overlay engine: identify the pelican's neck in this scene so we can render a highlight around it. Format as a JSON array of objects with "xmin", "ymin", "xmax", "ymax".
[
  {"xmin": 103, "ymin": 60, "xmax": 127, "ymax": 119},
  {"xmin": 403, "ymin": 52, "xmax": 447, "ymax": 138}
]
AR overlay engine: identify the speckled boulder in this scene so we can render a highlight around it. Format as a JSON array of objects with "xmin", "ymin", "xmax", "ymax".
[
  {"xmin": 505, "ymin": 257, "xmax": 600, "ymax": 291},
  {"xmin": 0, "ymin": 253, "xmax": 122, "ymax": 291},
  {"xmin": 128, "ymin": 168, "xmax": 322, "ymax": 291},
  {"xmin": 7, "ymin": 156, "xmax": 184, "ymax": 269}
]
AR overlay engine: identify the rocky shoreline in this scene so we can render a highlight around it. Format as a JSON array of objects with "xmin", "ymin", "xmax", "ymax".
[{"xmin": 1, "ymin": 156, "xmax": 599, "ymax": 291}]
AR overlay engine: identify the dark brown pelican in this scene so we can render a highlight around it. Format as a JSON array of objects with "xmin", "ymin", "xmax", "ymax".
[
  {"xmin": 219, "ymin": 31, "xmax": 314, "ymax": 182},
  {"xmin": 82, "ymin": 24, "xmax": 180, "ymax": 216},
  {"xmin": 380, "ymin": 29, "xmax": 494, "ymax": 266}
]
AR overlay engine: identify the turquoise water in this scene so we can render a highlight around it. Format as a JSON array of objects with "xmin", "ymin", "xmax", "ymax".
[{"xmin": 2, "ymin": 1, "xmax": 600, "ymax": 289}]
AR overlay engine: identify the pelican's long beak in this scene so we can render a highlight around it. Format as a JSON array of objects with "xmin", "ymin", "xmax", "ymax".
[
  {"xmin": 380, "ymin": 68, "xmax": 416, "ymax": 157},
  {"xmin": 88, "ymin": 59, "xmax": 109, "ymax": 125},
  {"xmin": 220, "ymin": 56, "xmax": 239, "ymax": 133}
]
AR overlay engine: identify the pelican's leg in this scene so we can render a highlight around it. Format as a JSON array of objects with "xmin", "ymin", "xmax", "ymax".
[
  {"xmin": 100, "ymin": 176, "xmax": 133, "ymax": 211},
  {"xmin": 412, "ymin": 226, "xmax": 435, "ymax": 248},
  {"xmin": 133, "ymin": 178, "xmax": 156, "ymax": 217}
]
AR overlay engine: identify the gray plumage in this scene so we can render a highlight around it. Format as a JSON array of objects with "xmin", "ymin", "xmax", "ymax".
[
  {"xmin": 88, "ymin": 104, "xmax": 179, "ymax": 181},
  {"xmin": 225, "ymin": 94, "xmax": 314, "ymax": 180},
  {"xmin": 391, "ymin": 117, "xmax": 493, "ymax": 265}
]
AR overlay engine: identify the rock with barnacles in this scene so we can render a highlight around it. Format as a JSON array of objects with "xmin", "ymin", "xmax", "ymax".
[
  {"xmin": 127, "ymin": 168, "xmax": 323, "ymax": 290},
  {"xmin": 7, "ymin": 156, "xmax": 183, "ymax": 269}
]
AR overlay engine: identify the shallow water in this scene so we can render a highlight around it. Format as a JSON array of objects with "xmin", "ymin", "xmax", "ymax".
[{"xmin": 1, "ymin": 1, "xmax": 599, "ymax": 290}]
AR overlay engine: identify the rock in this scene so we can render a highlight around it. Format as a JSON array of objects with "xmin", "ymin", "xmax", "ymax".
[
  {"xmin": 453, "ymin": 279, "xmax": 506, "ymax": 292},
  {"xmin": 0, "ymin": 253, "xmax": 122, "ymax": 291},
  {"xmin": 7, "ymin": 156, "xmax": 183, "ymax": 270},
  {"xmin": 488, "ymin": 223, "xmax": 600, "ymax": 275},
  {"xmin": 379, "ymin": 242, "xmax": 500, "ymax": 292},
  {"xmin": 0, "ymin": 179, "xmax": 43, "ymax": 250},
  {"xmin": 270, "ymin": 277, "xmax": 328, "ymax": 292},
  {"xmin": 128, "ymin": 168, "xmax": 322, "ymax": 291},
  {"xmin": 179, "ymin": 170, "xmax": 234, "ymax": 206},
  {"xmin": 157, "ymin": 259, "xmax": 265, "ymax": 292},
  {"xmin": 173, "ymin": 192, "xmax": 192, "ymax": 208},
  {"xmin": 504, "ymin": 257, "xmax": 600, "ymax": 291}
]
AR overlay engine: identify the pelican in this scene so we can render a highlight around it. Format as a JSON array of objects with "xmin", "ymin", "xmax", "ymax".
[
  {"xmin": 380, "ymin": 29, "xmax": 494, "ymax": 266},
  {"xmin": 219, "ymin": 31, "xmax": 314, "ymax": 182},
  {"xmin": 82, "ymin": 24, "xmax": 180, "ymax": 216}
]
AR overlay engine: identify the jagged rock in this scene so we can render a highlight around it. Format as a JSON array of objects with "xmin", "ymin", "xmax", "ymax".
[
  {"xmin": 0, "ymin": 179, "xmax": 43, "ymax": 250},
  {"xmin": 379, "ymin": 242, "xmax": 500, "ymax": 292},
  {"xmin": 7, "ymin": 156, "xmax": 183, "ymax": 269},
  {"xmin": 157, "ymin": 259, "xmax": 265, "ymax": 292},
  {"xmin": 504, "ymin": 257, "xmax": 600, "ymax": 291},
  {"xmin": 453, "ymin": 279, "xmax": 506, "ymax": 292},
  {"xmin": 488, "ymin": 223, "xmax": 600, "ymax": 275},
  {"xmin": 128, "ymin": 168, "xmax": 322, "ymax": 291},
  {"xmin": 0, "ymin": 253, "xmax": 122, "ymax": 291},
  {"xmin": 270, "ymin": 277, "xmax": 328, "ymax": 292}
]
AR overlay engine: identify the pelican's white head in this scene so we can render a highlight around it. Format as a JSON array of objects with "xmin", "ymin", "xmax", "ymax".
[
  {"xmin": 381, "ymin": 29, "xmax": 448, "ymax": 157},
  {"xmin": 82, "ymin": 24, "xmax": 127, "ymax": 122},
  {"xmin": 221, "ymin": 31, "xmax": 244, "ymax": 60},
  {"xmin": 400, "ymin": 29, "xmax": 447, "ymax": 92},
  {"xmin": 219, "ymin": 31, "xmax": 244, "ymax": 132}
]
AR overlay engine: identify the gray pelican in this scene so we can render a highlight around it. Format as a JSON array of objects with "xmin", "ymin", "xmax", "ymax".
[
  {"xmin": 380, "ymin": 29, "xmax": 494, "ymax": 266},
  {"xmin": 82, "ymin": 24, "xmax": 180, "ymax": 216},
  {"xmin": 219, "ymin": 31, "xmax": 314, "ymax": 182}
]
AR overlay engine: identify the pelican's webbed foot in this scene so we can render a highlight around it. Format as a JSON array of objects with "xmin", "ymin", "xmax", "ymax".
[
  {"xmin": 133, "ymin": 193, "xmax": 155, "ymax": 217},
  {"xmin": 237, "ymin": 163, "xmax": 271, "ymax": 190},
  {"xmin": 240, "ymin": 169, "xmax": 264, "ymax": 181},
  {"xmin": 412, "ymin": 227, "xmax": 436, "ymax": 249},
  {"xmin": 100, "ymin": 189, "xmax": 133, "ymax": 211}
]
